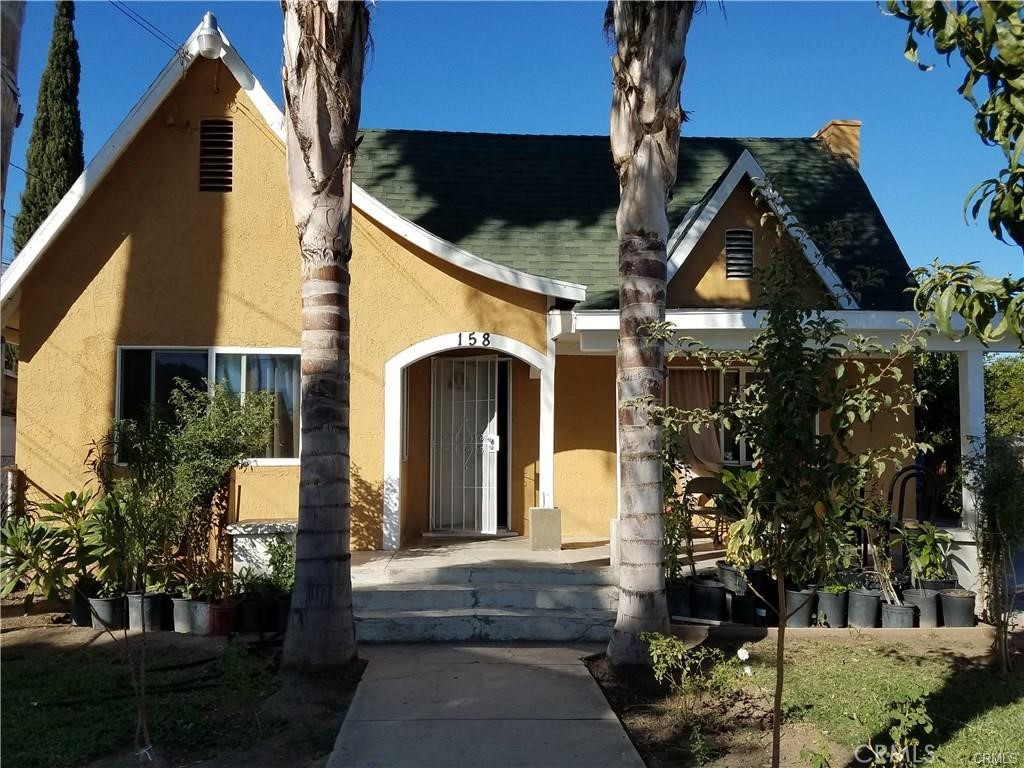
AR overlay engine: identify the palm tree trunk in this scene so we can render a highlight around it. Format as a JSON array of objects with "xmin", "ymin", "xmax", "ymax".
[
  {"xmin": 606, "ymin": 0, "xmax": 694, "ymax": 666},
  {"xmin": 280, "ymin": 0, "xmax": 368, "ymax": 673}
]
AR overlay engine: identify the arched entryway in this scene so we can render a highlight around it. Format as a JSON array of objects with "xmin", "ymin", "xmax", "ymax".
[{"xmin": 382, "ymin": 332, "xmax": 553, "ymax": 550}]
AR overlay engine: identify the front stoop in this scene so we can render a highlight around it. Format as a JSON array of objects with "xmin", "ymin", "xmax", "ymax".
[{"xmin": 353, "ymin": 565, "xmax": 618, "ymax": 642}]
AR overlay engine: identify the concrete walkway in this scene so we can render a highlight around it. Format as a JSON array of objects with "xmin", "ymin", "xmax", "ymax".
[{"xmin": 328, "ymin": 644, "xmax": 645, "ymax": 768}]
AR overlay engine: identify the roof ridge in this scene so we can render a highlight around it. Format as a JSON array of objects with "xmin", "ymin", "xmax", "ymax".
[{"xmin": 358, "ymin": 128, "xmax": 822, "ymax": 143}]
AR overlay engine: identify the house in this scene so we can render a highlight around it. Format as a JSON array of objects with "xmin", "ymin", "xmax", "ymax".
[{"xmin": 0, "ymin": 18, "xmax": 1003, "ymax": 589}]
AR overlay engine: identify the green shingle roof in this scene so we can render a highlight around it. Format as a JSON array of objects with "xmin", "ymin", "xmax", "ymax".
[{"xmin": 352, "ymin": 129, "xmax": 913, "ymax": 310}]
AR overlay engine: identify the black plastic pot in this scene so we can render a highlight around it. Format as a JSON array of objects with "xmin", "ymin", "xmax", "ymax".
[
  {"xmin": 209, "ymin": 600, "xmax": 237, "ymax": 636},
  {"xmin": 940, "ymin": 589, "xmax": 976, "ymax": 627},
  {"xmin": 716, "ymin": 560, "xmax": 747, "ymax": 594},
  {"xmin": 848, "ymin": 588, "xmax": 881, "ymax": 628},
  {"xmin": 892, "ymin": 573, "xmax": 911, "ymax": 599},
  {"xmin": 171, "ymin": 597, "xmax": 192, "ymax": 633},
  {"xmin": 691, "ymin": 578, "xmax": 728, "ymax": 621},
  {"xmin": 239, "ymin": 599, "xmax": 277, "ymax": 634},
  {"xmin": 729, "ymin": 591, "xmax": 757, "ymax": 624},
  {"xmin": 666, "ymin": 580, "xmax": 692, "ymax": 618},
  {"xmin": 276, "ymin": 595, "xmax": 291, "ymax": 634},
  {"xmin": 745, "ymin": 566, "xmax": 776, "ymax": 626},
  {"xmin": 921, "ymin": 577, "xmax": 958, "ymax": 592},
  {"xmin": 881, "ymin": 602, "xmax": 915, "ymax": 628},
  {"xmin": 71, "ymin": 589, "xmax": 93, "ymax": 627},
  {"xmin": 784, "ymin": 587, "xmax": 817, "ymax": 627},
  {"xmin": 127, "ymin": 592, "xmax": 162, "ymax": 631},
  {"xmin": 902, "ymin": 588, "xmax": 939, "ymax": 628},
  {"xmin": 189, "ymin": 600, "xmax": 211, "ymax": 636},
  {"xmin": 89, "ymin": 595, "xmax": 125, "ymax": 630},
  {"xmin": 160, "ymin": 592, "xmax": 176, "ymax": 630},
  {"xmin": 816, "ymin": 591, "xmax": 848, "ymax": 628}
]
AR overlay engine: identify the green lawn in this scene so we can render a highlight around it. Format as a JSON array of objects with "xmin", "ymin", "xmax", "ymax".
[
  {"xmin": 1, "ymin": 630, "xmax": 280, "ymax": 768},
  {"xmin": 740, "ymin": 634, "xmax": 1024, "ymax": 765}
]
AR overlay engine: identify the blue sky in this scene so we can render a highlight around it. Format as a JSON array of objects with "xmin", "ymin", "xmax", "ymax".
[{"xmin": 4, "ymin": 0, "xmax": 1022, "ymax": 278}]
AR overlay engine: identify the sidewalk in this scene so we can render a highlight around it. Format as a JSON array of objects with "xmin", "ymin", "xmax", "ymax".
[{"xmin": 328, "ymin": 644, "xmax": 645, "ymax": 768}]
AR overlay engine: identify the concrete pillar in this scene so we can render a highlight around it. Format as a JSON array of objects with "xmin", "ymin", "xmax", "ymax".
[
  {"xmin": 958, "ymin": 349, "xmax": 985, "ymax": 529},
  {"xmin": 537, "ymin": 341, "xmax": 555, "ymax": 509}
]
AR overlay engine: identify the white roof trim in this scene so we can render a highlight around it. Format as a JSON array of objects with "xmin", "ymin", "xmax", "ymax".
[
  {"xmin": 568, "ymin": 309, "xmax": 1021, "ymax": 353},
  {"xmin": 1, "ymin": 19, "xmax": 585, "ymax": 313},
  {"xmin": 664, "ymin": 150, "xmax": 858, "ymax": 310},
  {"xmin": 351, "ymin": 186, "xmax": 586, "ymax": 301}
]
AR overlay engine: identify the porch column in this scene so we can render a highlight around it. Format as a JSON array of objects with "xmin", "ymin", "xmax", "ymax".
[
  {"xmin": 537, "ymin": 342, "xmax": 555, "ymax": 508},
  {"xmin": 957, "ymin": 349, "xmax": 985, "ymax": 529}
]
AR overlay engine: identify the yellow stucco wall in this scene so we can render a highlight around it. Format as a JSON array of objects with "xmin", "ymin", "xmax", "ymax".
[
  {"xmin": 15, "ymin": 58, "xmax": 549, "ymax": 550},
  {"xmin": 554, "ymin": 355, "xmax": 617, "ymax": 536},
  {"xmin": 667, "ymin": 178, "xmax": 827, "ymax": 308},
  {"xmin": 12, "ymin": 59, "xmax": 913, "ymax": 550},
  {"xmin": 17, "ymin": 58, "xmax": 299, "ymax": 512}
]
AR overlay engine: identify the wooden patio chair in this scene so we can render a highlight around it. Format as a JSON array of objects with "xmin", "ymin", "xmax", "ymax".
[{"xmin": 684, "ymin": 475, "xmax": 728, "ymax": 545}]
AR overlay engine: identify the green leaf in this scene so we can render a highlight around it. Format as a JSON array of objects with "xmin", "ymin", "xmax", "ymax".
[{"xmin": 935, "ymin": 285, "xmax": 957, "ymax": 337}]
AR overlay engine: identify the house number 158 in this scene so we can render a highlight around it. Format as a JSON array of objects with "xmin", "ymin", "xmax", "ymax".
[{"xmin": 458, "ymin": 332, "xmax": 491, "ymax": 347}]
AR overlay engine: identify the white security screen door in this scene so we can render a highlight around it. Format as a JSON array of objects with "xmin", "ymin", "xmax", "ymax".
[{"xmin": 430, "ymin": 358, "xmax": 500, "ymax": 534}]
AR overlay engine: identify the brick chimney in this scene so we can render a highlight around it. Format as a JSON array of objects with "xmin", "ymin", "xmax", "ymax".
[{"xmin": 813, "ymin": 119, "xmax": 861, "ymax": 169}]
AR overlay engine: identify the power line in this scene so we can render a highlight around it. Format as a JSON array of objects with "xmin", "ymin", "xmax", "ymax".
[
  {"xmin": 107, "ymin": 1, "xmax": 180, "ymax": 53},
  {"xmin": 9, "ymin": 162, "xmax": 44, "ymax": 183}
]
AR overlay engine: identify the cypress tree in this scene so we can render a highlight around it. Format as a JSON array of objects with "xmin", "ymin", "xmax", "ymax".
[{"xmin": 12, "ymin": 0, "xmax": 83, "ymax": 254}]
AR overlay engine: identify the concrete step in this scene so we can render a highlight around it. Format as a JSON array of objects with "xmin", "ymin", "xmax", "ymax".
[
  {"xmin": 355, "ymin": 607, "xmax": 616, "ymax": 643},
  {"xmin": 353, "ymin": 582, "xmax": 619, "ymax": 612},
  {"xmin": 353, "ymin": 564, "xmax": 618, "ymax": 587}
]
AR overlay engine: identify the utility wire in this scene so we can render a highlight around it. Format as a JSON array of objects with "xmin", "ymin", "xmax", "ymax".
[
  {"xmin": 107, "ymin": 1, "xmax": 180, "ymax": 53},
  {"xmin": 9, "ymin": 162, "xmax": 45, "ymax": 183}
]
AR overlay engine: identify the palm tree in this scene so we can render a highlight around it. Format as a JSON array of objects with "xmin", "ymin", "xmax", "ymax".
[
  {"xmin": 280, "ymin": 0, "xmax": 369, "ymax": 673},
  {"xmin": 605, "ymin": 0, "xmax": 696, "ymax": 667}
]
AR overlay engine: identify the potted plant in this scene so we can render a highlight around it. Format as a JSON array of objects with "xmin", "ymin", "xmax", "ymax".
[
  {"xmin": 234, "ymin": 567, "xmax": 280, "ymax": 634},
  {"xmin": 939, "ymin": 588, "xmax": 977, "ymax": 627},
  {"xmin": 816, "ymin": 582, "xmax": 850, "ymax": 628},
  {"xmin": 37, "ymin": 489, "xmax": 102, "ymax": 626},
  {"xmin": 83, "ymin": 493, "xmax": 130, "ymax": 631},
  {"xmin": 663, "ymin": 488, "xmax": 693, "ymax": 618},
  {"xmin": 0, "ymin": 513, "xmax": 73, "ymax": 613},
  {"xmin": 267, "ymin": 533, "xmax": 295, "ymax": 632},
  {"xmin": 870, "ymin": 523, "xmax": 915, "ymax": 629},
  {"xmin": 187, "ymin": 567, "xmax": 229, "ymax": 636},
  {"xmin": 900, "ymin": 521, "xmax": 954, "ymax": 627},
  {"xmin": 784, "ymin": 581, "xmax": 818, "ymax": 628}
]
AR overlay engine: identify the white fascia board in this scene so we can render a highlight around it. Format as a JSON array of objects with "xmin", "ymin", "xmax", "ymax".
[
  {"xmin": 351, "ymin": 186, "xmax": 587, "ymax": 302},
  {"xmin": 1, "ymin": 20, "xmax": 586, "ymax": 312},
  {"xmin": 664, "ymin": 149, "xmax": 858, "ymax": 310},
  {"xmin": 1, "ymin": 28, "xmax": 204, "ymax": 308},
  {"xmin": 570, "ymin": 309, "xmax": 1022, "ymax": 352}
]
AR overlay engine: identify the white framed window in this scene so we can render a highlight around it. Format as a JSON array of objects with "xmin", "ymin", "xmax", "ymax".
[
  {"xmin": 116, "ymin": 346, "xmax": 301, "ymax": 464},
  {"xmin": 725, "ymin": 229, "xmax": 754, "ymax": 280},
  {"xmin": 667, "ymin": 366, "xmax": 820, "ymax": 467}
]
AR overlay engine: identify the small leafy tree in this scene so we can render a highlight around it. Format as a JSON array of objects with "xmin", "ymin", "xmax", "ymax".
[
  {"xmin": 964, "ymin": 435, "xmax": 1024, "ymax": 673},
  {"xmin": 85, "ymin": 379, "xmax": 272, "ymax": 764},
  {"xmin": 639, "ymin": 197, "xmax": 926, "ymax": 768},
  {"xmin": 985, "ymin": 353, "xmax": 1024, "ymax": 437}
]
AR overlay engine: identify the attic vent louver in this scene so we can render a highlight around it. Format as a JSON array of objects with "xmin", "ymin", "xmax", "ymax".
[
  {"xmin": 725, "ymin": 229, "xmax": 754, "ymax": 280},
  {"xmin": 199, "ymin": 118, "xmax": 233, "ymax": 192}
]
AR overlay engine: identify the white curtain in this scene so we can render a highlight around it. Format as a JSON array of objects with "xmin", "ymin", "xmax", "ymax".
[{"xmin": 668, "ymin": 370, "xmax": 722, "ymax": 477}]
